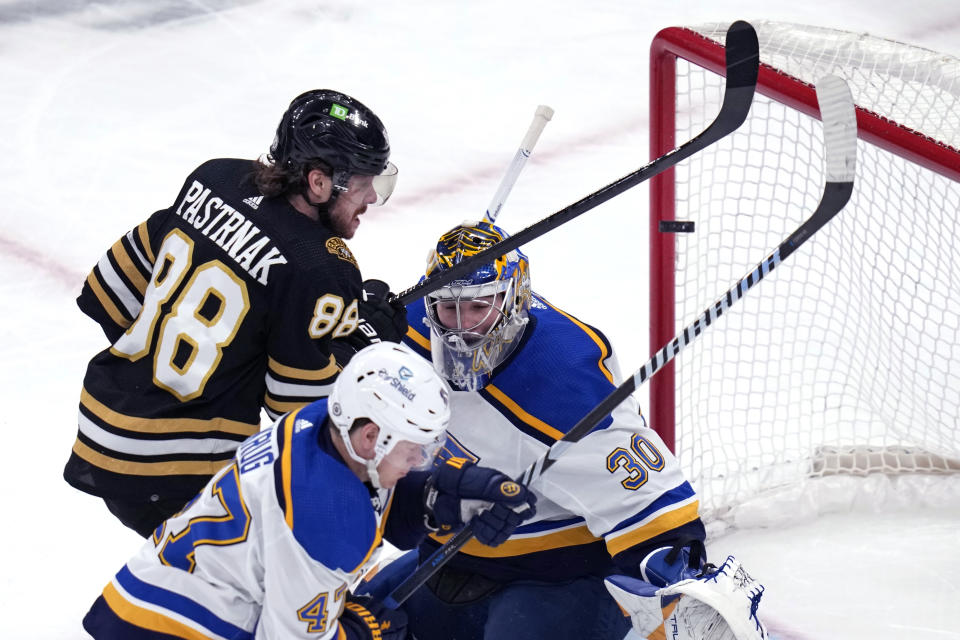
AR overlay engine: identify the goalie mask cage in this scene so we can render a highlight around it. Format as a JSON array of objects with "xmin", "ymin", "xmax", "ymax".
[{"xmin": 649, "ymin": 22, "xmax": 960, "ymax": 529}]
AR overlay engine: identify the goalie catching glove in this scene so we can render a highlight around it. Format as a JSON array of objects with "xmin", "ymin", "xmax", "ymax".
[
  {"xmin": 424, "ymin": 459, "xmax": 537, "ymax": 546},
  {"xmin": 605, "ymin": 547, "xmax": 768, "ymax": 640}
]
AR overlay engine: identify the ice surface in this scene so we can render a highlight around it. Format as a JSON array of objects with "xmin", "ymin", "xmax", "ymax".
[{"xmin": 0, "ymin": 1, "xmax": 957, "ymax": 638}]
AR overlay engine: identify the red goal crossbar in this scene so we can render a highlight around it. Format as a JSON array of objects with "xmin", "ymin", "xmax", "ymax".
[{"xmin": 648, "ymin": 26, "xmax": 960, "ymax": 452}]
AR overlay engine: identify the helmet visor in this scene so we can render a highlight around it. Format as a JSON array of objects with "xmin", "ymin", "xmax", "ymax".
[
  {"xmin": 372, "ymin": 162, "xmax": 398, "ymax": 205},
  {"xmin": 381, "ymin": 434, "xmax": 444, "ymax": 473},
  {"xmin": 335, "ymin": 161, "xmax": 398, "ymax": 207}
]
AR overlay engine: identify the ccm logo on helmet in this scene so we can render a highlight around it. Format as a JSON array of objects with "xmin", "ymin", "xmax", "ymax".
[
  {"xmin": 499, "ymin": 481, "xmax": 522, "ymax": 497},
  {"xmin": 378, "ymin": 368, "xmax": 416, "ymax": 401}
]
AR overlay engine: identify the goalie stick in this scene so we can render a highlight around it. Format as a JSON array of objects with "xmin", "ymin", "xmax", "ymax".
[
  {"xmin": 483, "ymin": 104, "xmax": 554, "ymax": 223},
  {"xmin": 396, "ymin": 19, "xmax": 759, "ymax": 306},
  {"xmin": 385, "ymin": 74, "xmax": 857, "ymax": 610}
]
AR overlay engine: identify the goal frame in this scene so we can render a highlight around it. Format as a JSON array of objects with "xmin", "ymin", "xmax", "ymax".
[{"xmin": 648, "ymin": 26, "xmax": 960, "ymax": 453}]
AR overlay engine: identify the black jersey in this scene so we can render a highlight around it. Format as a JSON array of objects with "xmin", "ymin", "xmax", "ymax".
[{"xmin": 64, "ymin": 158, "xmax": 365, "ymax": 503}]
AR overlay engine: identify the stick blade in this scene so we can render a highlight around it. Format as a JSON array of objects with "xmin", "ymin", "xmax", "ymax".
[
  {"xmin": 725, "ymin": 20, "xmax": 761, "ymax": 91},
  {"xmin": 816, "ymin": 75, "xmax": 858, "ymax": 184},
  {"xmin": 709, "ymin": 20, "xmax": 759, "ymax": 138}
]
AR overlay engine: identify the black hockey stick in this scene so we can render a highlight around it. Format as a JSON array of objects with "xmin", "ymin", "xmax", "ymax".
[
  {"xmin": 395, "ymin": 19, "xmax": 759, "ymax": 306},
  {"xmin": 384, "ymin": 75, "xmax": 857, "ymax": 609}
]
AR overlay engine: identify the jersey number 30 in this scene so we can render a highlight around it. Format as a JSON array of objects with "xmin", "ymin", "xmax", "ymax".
[{"xmin": 606, "ymin": 434, "xmax": 666, "ymax": 490}]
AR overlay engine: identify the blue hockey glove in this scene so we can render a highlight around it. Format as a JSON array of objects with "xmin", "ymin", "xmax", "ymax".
[
  {"xmin": 425, "ymin": 459, "xmax": 537, "ymax": 546},
  {"xmin": 638, "ymin": 539, "xmax": 707, "ymax": 587},
  {"xmin": 341, "ymin": 594, "xmax": 408, "ymax": 640}
]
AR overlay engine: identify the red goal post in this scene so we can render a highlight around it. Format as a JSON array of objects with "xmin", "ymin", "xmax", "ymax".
[{"xmin": 648, "ymin": 22, "xmax": 960, "ymax": 527}]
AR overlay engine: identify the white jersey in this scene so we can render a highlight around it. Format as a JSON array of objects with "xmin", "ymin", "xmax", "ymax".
[
  {"xmin": 405, "ymin": 294, "xmax": 703, "ymax": 581},
  {"xmin": 92, "ymin": 400, "xmax": 392, "ymax": 640}
]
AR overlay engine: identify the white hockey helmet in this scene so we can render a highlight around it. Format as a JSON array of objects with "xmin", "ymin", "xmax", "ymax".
[{"xmin": 327, "ymin": 342, "xmax": 451, "ymax": 488}]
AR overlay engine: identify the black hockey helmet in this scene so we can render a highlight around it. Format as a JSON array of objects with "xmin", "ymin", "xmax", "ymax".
[{"xmin": 271, "ymin": 89, "xmax": 391, "ymax": 177}]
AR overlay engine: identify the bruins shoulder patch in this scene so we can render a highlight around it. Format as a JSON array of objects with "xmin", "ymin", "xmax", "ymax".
[{"xmin": 325, "ymin": 237, "xmax": 358, "ymax": 268}]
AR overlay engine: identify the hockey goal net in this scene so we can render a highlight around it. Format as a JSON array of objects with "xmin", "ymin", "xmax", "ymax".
[{"xmin": 649, "ymin": 22, "xmax": 960, "ymax": 529}]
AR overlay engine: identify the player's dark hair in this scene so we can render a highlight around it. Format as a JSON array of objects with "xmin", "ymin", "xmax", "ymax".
[
  {"xmin": 253, "ymin": 157, "xmax": 332, "ymax": 198},
  {"xmin": 349, "ymin": 418, "xmax": 373, "ymax": 433}
]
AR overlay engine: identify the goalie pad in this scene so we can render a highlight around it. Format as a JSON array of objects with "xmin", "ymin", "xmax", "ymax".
[{"xmin": 604, "ymin": 555, "xmax": 767, "ymax": 640}]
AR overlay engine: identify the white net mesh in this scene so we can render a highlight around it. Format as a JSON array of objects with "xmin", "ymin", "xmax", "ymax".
[{"xmin": 662, "ymin": 21, "xmax": 960, "ymax": 527}]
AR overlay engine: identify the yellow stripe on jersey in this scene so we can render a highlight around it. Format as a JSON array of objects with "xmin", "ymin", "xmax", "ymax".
[
  {"xmin": 349, "ymin": 524, "xmax": 383, "ymax": 575},
  {"xmin": 430, "ymin": 522, "xmax": 599, "ymax": 558},
  {"xmin": 137, "ymin": 221, "xmax": 155, "ymax": 264},
  {"xmin": 102, "ymin": 582, "xmax": 217, "ymax": 640},
  {"xmin": 86, "ymin": 271, "xmax": 132, "ymax": 329},
  {"xmin": 263, "ymin": 394, "xmax": 310, "ymax": 415},
  {"xmin": 538, "ymin": 297, "xmax": 614, "ymax": 384},
  {"xmin": 72, "ymin": 440, "xmax": 233, "ymax": 476},
  {"xmin": 485, "ymin": 384, "xmax": 565, "ymax": 442},
  {"xmin": 406, "ymin": 325, "xmax": 431, "ymax": 350},
  {"xmin": 268, "ymin": 354, "xmax": 340, "ymax": 380},
  {"xmin": 81, "ymin": 388, "xmax": 258, "ymax": 436},
  {"xmin": 111, "ymin": 238, "xmax": 148, "ymax": 296},
  {"xmin": 604, "ymin": 500, "xmax": 702, "ymax": 557},
  {"xmin": 346, "ymin": 489, "xmax": 392, "ymax": 574},
  {"xmin": 278, "ymin": 409, "xmax": 384, "ymax": 574},
  {"xmin": 281, "ymin": 410, "xmax": 298, "ymax": 530}
]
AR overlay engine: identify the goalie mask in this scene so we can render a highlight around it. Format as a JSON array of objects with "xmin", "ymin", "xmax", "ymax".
[
  {"xmin": 327, "ymin": 342, "xmax": 451, "ymax": 488},
  {"xmin": 271, "ymin": 89, "xmax": 397, "ymax": 205},
  {"xmin": 423, "ymin": 221, "xmax": 532, "ymax": 391}
]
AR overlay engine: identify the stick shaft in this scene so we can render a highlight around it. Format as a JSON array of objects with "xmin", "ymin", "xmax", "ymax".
[
  {"xmin": 383, "ymin": 24, "xmax": 764, "ymax": 610},
  {"xmin": 484, "ymin": 105, "xmax": 554, "ymax": 223},
  {"xmin": 397, "ymin": 20, "xmax": 758, "ymax": 306}
]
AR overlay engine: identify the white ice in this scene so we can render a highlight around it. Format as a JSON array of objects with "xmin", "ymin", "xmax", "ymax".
[{"xmin": 0, "ymin": 1, "xmax": 958, "ymax": 638}]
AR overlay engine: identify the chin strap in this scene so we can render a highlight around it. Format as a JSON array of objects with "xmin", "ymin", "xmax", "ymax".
[{"xmin": 365, "ymin": 460, "xmax": 383, "ymax": 490}]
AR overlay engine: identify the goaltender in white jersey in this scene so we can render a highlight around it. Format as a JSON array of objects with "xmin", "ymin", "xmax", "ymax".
[
  {"xmin": 82, "ymin": 342, "xmax": 537, "ymax": 640},
  {"xmin": 360, "ymin": 221, "xmax": 767, "ymax": 640}
]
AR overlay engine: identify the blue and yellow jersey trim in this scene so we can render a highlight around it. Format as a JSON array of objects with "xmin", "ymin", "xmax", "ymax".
[
  {"xmin": 404, "ymin": 294, "xmax": 618, "ymax": 441},
  {"xmin": 535, "ymin": 294, "xmax": 614, "ymax": 385},
  {"xmin": 602, "ymin": 482, "xmax": 701, "ymax": 556},
  {"xmin": 275, "ymin": 402, "xmax": 384, "ymax": 574},
  {"xmin": 429, "ymin": 517, "xmax": 600, "ymax": 558},
  {"xmin": 103, "ymin": 566, "xmax": 252, "ymax": 640},
  {"xmin": 280, "ymin": 410, "xmax": 298, "ymax": 531},
  {"xmin": 405, "ymin": 322, "xmax": 431, "ymax": 353}
]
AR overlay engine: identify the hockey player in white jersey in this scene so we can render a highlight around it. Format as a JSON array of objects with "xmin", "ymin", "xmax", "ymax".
[
  {"xmin": 359, "ymin": 221, "xmax": 767, "ymax": 640},
  {"xmin": 81, "ymin": 341, "xmax": 537, "ymax": 640}
]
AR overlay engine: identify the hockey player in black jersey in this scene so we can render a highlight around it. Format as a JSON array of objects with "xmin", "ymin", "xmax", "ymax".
[{"xmin": 63, "ymin": 89, "xmax": 409, "ymax": 538}]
